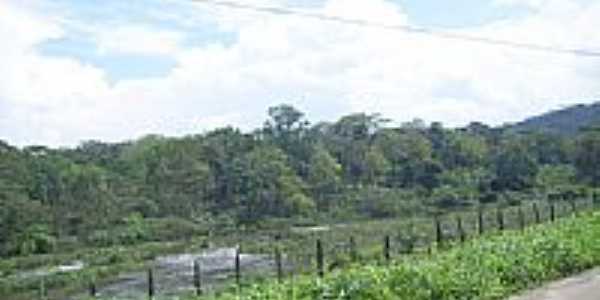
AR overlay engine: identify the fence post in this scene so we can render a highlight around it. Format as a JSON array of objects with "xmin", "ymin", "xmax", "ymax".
[
  {"xmin": 275, "ymin": 246, "xmax": 283, "ymax": 283},
  {"xmin": 497, "ymin": 208, "xmax": 505, "ymax": 231},
  {"xmin": 39, "ymin": 277, "xmax": 46, "ymax": 300},
  {"xmin": 478, "ymin": 208, "xmax": 484, "ymax": 236},
  {"xmin": 406, "ymin": 221, "xmax": 415, "ymax": 254},
  {"xmin": 89, "ymin": 281, "xmax": 97, "ymax": 298},
  {"xmin": 571, "ymin": 199, "xmax": 577, "ymax": 216},
  {"xmin": 384, "ymin": 235, "xmax": 391, "ymax": 262},
  {"xmin": 550, "ymin": 202, "xmax": 556, "ymax": 222},
  {"xmin": 349, "ymin": 236, "xmax": 357, "ymax": 262},
  {"xmin": 533, "ymin": 202, "xmax": 541, "ymax": 224},
  {"xmin": 235, "ymin": 246, "xmax": 241, "ymax": 288},
  {"xmin": 435, "ymin": 217, "xmax": 443, "ymax": 248},
  {"xmin": 148, "ymin": 268, "xmax": 154, "ymax": 300},
  {"xmin": 316, "ymin": 239, "xmax": 324, "ymax": 278},
  {"xmin": 518, "ymin": 206, "xmax": 525, "ymax": 231},
  {"xmin": 193, "ymin": 259, "xmax": 202, "ymax": 296},
  {"xmin": 456, "ymin": 216, "xmax": 465, "ymax": 243}
]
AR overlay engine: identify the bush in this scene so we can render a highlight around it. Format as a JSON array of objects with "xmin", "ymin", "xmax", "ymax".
[
  {"xmin": 205, "ymin": 212, "xmax": 600, "ymax": 300},
  {"xmin": 14, "ymin": 225, "xmax": 57, "ymax": 255}
]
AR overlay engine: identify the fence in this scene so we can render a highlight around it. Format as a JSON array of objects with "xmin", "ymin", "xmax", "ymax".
[{"xmin": 77, "ymin": 195, "xmax": 599, "ymax": 299}]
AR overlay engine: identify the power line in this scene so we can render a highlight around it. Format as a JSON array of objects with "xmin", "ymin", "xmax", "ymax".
[{"xmin": 192, "ymin": 0, "xmax": 600, "ymax": 58}]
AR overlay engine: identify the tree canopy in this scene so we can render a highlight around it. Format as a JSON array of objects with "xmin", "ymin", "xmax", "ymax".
[{"xmin": 1, "ymin": 104, "xmax": 598, "ymax": 256}]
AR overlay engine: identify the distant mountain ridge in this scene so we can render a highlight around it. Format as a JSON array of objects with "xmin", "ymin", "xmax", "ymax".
[{"xmin": 506, "ymin": 102, "xmax": 600, "ymax": 135}]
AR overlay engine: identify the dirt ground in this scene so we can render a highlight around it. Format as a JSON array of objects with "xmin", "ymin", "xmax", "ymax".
[{"xmin": 509, "ymin": 269, "xmax": 600, "ymax": 300}]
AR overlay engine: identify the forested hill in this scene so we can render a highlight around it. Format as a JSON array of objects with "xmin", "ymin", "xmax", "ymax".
[
  {"xmin": 2, "ymin": 104, "xmax": 600, "ymax": 258},
  {"xmin": 507, "ymin": 102, "xmax": 600, "ymax": 135}
]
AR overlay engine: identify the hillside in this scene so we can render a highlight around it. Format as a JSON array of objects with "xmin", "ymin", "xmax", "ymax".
[
  {"xmin": 508, "ymin": 102, "xmax": 600, "ymax": 135},
  {"xmin": 3, "ymin": 104, "xmax": 600, "ymax": 299}
]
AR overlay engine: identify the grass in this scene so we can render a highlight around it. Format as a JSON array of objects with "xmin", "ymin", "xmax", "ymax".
[
  {"xmin": 192, "ymin": 209, "xmax": 600, "ymax": 300},
  {"xmin": 219, "ymin": 200, "xmax": 583, "ymax": 276},
  {"xmin": 0, "ymin": 199, "xmax": 588, "ymax": 299}
]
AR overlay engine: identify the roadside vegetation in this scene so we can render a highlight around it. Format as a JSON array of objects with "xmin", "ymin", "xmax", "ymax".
[
  {"xmin": 196, "ymin": 211, "xmax": 600, "ymax": 300},
  {"xmin": 3, "ymin": 104, "xmax": 600, "ymax": 298}
]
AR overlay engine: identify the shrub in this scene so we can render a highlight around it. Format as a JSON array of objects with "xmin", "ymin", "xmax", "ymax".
[{"xmin": 203, "ymin": 212, "xmax": 600, "ymax": 300}]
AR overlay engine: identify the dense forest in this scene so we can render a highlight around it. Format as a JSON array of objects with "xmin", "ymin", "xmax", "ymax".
[
  {"xmin": 508, "ymin": 102, "xmax": 600, "ymax": 135},
  {"xmin": 2, "ymin": 104, "xmax": 600, "ymax": 257}
]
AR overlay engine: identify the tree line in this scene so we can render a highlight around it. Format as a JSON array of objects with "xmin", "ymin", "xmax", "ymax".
[{"xmin": 1, "ymin": 104, "xmax": 600, "ymax": 256}]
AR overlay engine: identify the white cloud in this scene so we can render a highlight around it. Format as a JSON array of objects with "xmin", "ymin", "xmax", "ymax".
[
  {"xmin": 494, "ymin": 0, "xmax": 549, "ymax": 8},
  {"xmin": 0, "ymin": 0, "xmax": 599, "ymax": 147},
  {"xmin": 492, "ymin": 0, "xmax": 582, "ymax": 11}
]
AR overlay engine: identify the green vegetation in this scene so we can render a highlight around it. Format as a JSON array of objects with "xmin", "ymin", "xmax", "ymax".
[
  {"xmin": 3, "ymin": 104, "xmax": 600, "ymax": 298},
  {"xmin": 508, "ymin": 102, "xmax": 600, "ymax": 135},
  {"xmin": 196, "ymin": 211, "xmax": 600, "ymax": 300},
  {"xmin": 0, "ymin": 240, "xmax": 201, "ymax": 300}
]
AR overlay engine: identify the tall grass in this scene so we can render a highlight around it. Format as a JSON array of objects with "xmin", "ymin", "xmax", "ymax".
[{"xmin": 199, "ymin": 211, "xmax": 600, "ymax": 300}]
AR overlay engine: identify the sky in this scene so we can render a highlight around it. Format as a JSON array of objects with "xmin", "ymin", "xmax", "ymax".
[{"xmin": 1, "ymin": 0, "xmax": 599, "ymax": 147}]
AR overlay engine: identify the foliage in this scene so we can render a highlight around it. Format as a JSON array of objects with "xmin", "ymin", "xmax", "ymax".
[
  {"xmin": 1, "ymin": 104, "xmax": 599, "ymax": 258},
  {"xmin": 575, "ymin": 130, "xmax": 600, "ymax": 186},
  {"xmin": 508, "ymin": 102, "xmax": 600, "ymax": 135},
  {"xmin": 198, "ymin": 212, "xmax": 600, "ymax": 300}
]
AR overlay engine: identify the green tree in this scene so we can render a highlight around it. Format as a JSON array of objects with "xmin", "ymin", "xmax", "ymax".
[
  {"xmin": 574, "ymin": 130, "xmax": 600, "ymax": 186},
  {"xmin": 202, "ymin": 127, "xmax": 254, "ymax": 210},
  {"xmin": 262, "ymin": 104, "xmax": 312, "ymax": 175},
  {"xmin": 535, "ymin": 164, "xmax": 576, "ymax": 193},
  {"xmin": 492, "ymin": 138, "xmax": 539, "ymax": 191},
  {"xmin": 307, "ymin": 144, "xmax": 342, "ymax": 210},
  {"xmin": 442, "ymin": 132, "xmax": 488, "ymax": 169},
  {"xmin": 236, "ymin": 146, "xmax": 314, "ymax": 222},
  {"xmin": 329, "ymin": 113, "xmax": 388, "ymax": 184},
  {"xmin": 364, "ymin": 146, "xmax": 390, "ymax": 186}
]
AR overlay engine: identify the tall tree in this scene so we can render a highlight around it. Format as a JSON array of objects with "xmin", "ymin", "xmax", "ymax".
[
  {"xmin": 329, "ymin": 113, "xmax": 388, "ymax": 184},
  {"xmin": 236, "ymin": 145, "xmax": 314, "ymax": 222},
  {"xmin": 492, "ymin": 138, "xmax": 539, "ymax": 191},
  {"xmin": 307, "ymin": 144, "xmax": 342, "ymax": 211},
  {"xmin": 262, "ymin": 104, "xmax": 312, "ymax": 175}
]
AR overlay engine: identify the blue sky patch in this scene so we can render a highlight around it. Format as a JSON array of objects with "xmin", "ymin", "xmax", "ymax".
[
  {"xmin": 30, "ymin": 0, "xmax": 563, "ymax": 83},
  {"xmin": 38, "ymin": 37, "xmax": 179, "ymax": 84}
]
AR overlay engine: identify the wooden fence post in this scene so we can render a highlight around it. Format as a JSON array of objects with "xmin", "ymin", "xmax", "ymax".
[
  {"xmin": 550, "ymin": 202, "xmax": 556, "ymax": 222},
  {"xmin": 349, "ymin": 236, "xmax": 357, "ymax": 262},
  {"xmin": 518, "ymin": 206, "xmax": 525, "ymax": 231},
  {"xmin": 406, "ymin": 221, "xmax": 415, "ymax": 254},
  {"xmin": 235, "ymin": 246, "xmax": 241, "ymax": 288},
  {"xmin": 533, "ymin": 202, "xmax": 541, "ymax": 224},
  {"xmin": 435, "ymin": 217, "xmax": 443, "ymax": 248},
  {"xmin": 193, "ymin": 259, "xmax": 202, "ymax": 296},
  {"xmin": 39, "ymin": 277, "xmax": 46, "ymax": 300},
  {"xmin": 384, "ymin": 235, "xmax": 391, "ymax": 262},
  {"xmin": 275, "ymin": 246, "xmax": 283, "ymax": 283},
  {"xmin": 497, "ymin": 208, "xmax": 505, "ymax": 231},
  {"xmin": 89, "ymin": 281, "xmax": 97, "ymax": 298},
  {"xmin": 316, "ymin": 239, "xmax": 324, "ymax": 278},
  {"xmin": 456, "ymin": 216, "xmax": 465, "ymax": 243},
  {"xmin": 148, "ymin": 268, "xmax": 154, "ymax": 300},
  {"xmin": 571, "ymin": 199, "xmax": 577, "ymax": 216},
  {"xmin": 478, "ymin": 208, "xmax": 484, "ymax": 236}
]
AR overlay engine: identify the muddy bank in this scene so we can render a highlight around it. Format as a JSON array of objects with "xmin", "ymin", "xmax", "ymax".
[{"xmin": 71, "ymin": 248, "xmax": 277, "ymax": 299}]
